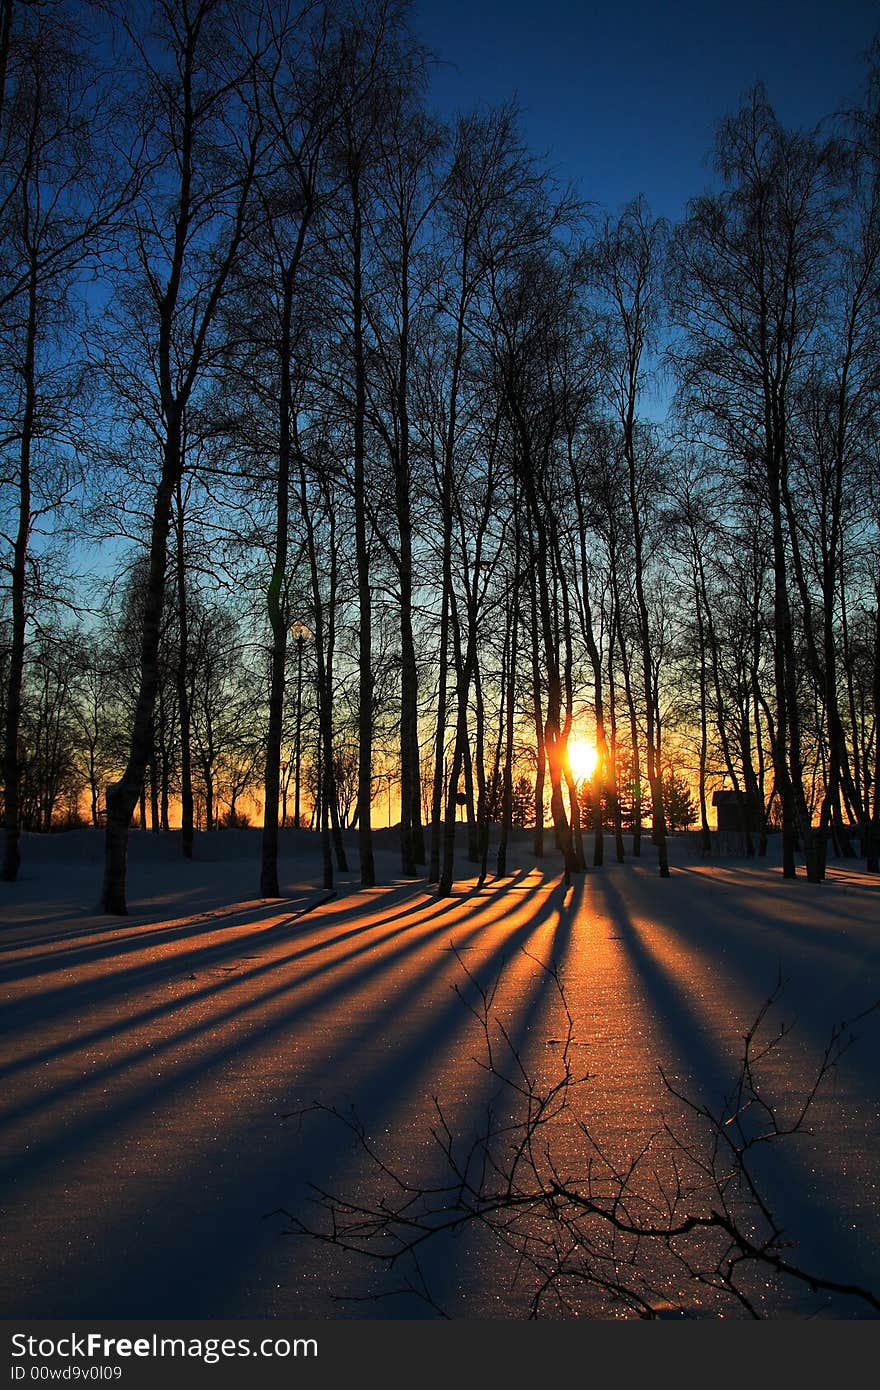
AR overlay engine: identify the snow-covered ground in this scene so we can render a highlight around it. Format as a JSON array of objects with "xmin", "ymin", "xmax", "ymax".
[{"xmin": 1, "ymin": 827, "xmax": 878, "ymax": 1318}]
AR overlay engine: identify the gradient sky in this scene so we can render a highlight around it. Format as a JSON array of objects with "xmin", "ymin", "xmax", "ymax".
[{"xmin": 412, "ymin": 0, "xmax": 880, "ymax": 220}]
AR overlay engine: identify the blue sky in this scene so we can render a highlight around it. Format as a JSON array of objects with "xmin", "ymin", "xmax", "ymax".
[{"xmin": 412, "ymin": 0, "xmax": 880, "ymax": 220}]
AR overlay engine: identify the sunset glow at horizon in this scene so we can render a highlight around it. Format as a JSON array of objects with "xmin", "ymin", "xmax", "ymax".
[{"xmin": 567, "ymin": 737, "xmax": 599, "ymax": 783}]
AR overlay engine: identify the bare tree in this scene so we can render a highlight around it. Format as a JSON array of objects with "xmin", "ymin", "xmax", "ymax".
[
  {"xmin": 593, "ymin": 198, "xmax": 670, "ymax": 876},
  {"xmin": 0, "ymin": 3, "xmax": 129, "ymax": 879},
  {"xmin": 228, "ymin": 0, "xmax": 337, "ymax": 896},
  {"xmin": 364, "ymin": 90, "xmax": 442, "ymax": 877},
  {"xmin": 314, "ymin": 0, "xmax": 425, "ymax": 887},
  {"xmin": 100, "ymin": 0, "xmax": 263, "ymax": 912},
  {"xmin": 668, "ymin": 89, "xmax": 845, "ymax": 881}
]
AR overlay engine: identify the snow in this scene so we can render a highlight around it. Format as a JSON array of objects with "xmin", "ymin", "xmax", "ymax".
[{"xmin": 1, "ymin": 827, "xmax": 878, "ymax": 1318}]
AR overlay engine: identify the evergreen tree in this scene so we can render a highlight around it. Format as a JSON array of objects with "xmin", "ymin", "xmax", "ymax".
[{"xmin": 662, "ymin": 770, "xmax": 698, "ymax": 832}]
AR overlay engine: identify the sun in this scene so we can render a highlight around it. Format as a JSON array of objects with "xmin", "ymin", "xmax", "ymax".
[{"xmin": 567, "ymin": 737, "xmax": 598, "ymax": 782}]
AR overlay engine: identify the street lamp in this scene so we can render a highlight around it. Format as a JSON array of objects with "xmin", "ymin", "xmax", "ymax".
[{"xmin": 291, "ymin": 621, "xmax": 312, "ymax": 829}]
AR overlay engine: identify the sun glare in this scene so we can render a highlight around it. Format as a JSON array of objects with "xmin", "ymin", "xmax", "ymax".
[{"xmin": 567, "ymin": 737, "xmax": 598, "ymax": 782}]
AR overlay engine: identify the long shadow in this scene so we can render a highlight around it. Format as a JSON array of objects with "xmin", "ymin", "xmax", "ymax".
[
  {"xmin": 676, "ymin": 862, "xmax": 880, "ymax": 929},
  {"xmin": 0, "ymin": 876, "xmax": 549, "ymax": 1185},
  {"xmin": 30, "ymin": 872, "xmax": 561, "ymax": 1317},
  {"xmin": 0, "ymin": 851, "xmax": 408, "ymax": 953},
  {"xmin": 621, "ymin": 868, "xmax": 880, "ymax": 1082},
  {"xmin": 0, "ymin": 874, "xmax": 546, "ymax": 1132},
  {"xmin": 0, "ymin": 877, "xmax": 284, "ymax": 940},
  {"xmin": 415, "ymin": 872, "xmax": 584, "ymax": 1315},
  {"xmin": 2, "ymin": 914, "xmax": 205, "ymax": 953},
  {"xmin": 0, "ymin": 879, "xmax": 526, "ymax": 1088},
  {"xmin": 2, "ymin": 865, "xmax": 512, "ymax": 998},
  {"xmin": 0, "ymin": 893, "xmax": 324, "ymax": 981},
  {"xmin": 653, "ymin": 895, "xmax": 878, "ymax": 1100},
  {"xmin": 0, "ymin": 880, "xmax": 444, "ymax": 1032},
  {"xmin": 0, "ymin": 875, "xmax": 528, "ymax": 1080},
  {"xmin": 0, "ymin": 883, "xmax": 301, "ymax": 943},
  {"xmin": 0, "ymin": 908, "xmax": 131, "ymax": 941},
  {"xmin": 0, "ymin": 862, "xmax": 532, "ymax": 956},
  {"xmin": 595, "ymin": 875, "xmax": 744, "ymax": 1101},
  {"xmin": 673, "ymin": 877, "xmax": 880, "ymax": 969},
  {"xmin": 0, "ymin": 875, "xmax": 451, "ymax": 983},
  {"xmin": 1, "ymin": 874, "xmax": 562, "ymax": 1316},
  {"xmin": 597, "ymin": 868, "xmax": 878, "ymax": 1098},
  {"xmin": 590, "ymin": 872, "xmax": 880, "ymax": 1296}
]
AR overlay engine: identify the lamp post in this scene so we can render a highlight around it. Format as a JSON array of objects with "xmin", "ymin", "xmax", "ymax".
[{"xmin": 291, "ymin": 621, "xmax": 312, "ymax": 829}]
